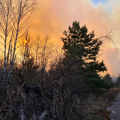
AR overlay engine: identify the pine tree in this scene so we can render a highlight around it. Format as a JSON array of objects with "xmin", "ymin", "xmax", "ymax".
[
  {"xmin": 103, "ymin": 73, "xmax": 113, "ymax": 85},
  {"xmin": 61, "ymin": 21, "xmax": 107, "ymax": 76}
]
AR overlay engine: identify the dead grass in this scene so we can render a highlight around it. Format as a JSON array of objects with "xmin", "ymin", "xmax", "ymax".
[
  {"xmin": 105, "ymin": 87, "xmax": 120, "ymax": 101},
  {"xmin": 0, "ymin": 83, "xmax": 111, "ymax": 120}
]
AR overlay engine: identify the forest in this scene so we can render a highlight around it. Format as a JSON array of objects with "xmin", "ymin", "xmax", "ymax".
[{"xmin": 0, "ymin": 0, "xmax": 119, "ymax": 120}]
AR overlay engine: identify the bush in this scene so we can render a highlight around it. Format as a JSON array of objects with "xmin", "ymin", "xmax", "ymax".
[{"xmin": 86, "ymin": 78, "xmax": 111, "ymax": 92}]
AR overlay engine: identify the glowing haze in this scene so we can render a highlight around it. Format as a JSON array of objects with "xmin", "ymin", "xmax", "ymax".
[{"xmin": 29, "ymin": 0, "xmax": 120, "ymax": 76}]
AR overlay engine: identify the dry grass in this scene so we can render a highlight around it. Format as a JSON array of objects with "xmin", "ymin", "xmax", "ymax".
[
  {"xmin": 105, "ymin": 87, "xmax": 120, "ymax": 101},
  {"xmin": 0, "ymin": 82, "xmax": 111, "ymax": 120},
  {"xmin": 0, "ymin": 85, "xmax": 49, "ymax": 120},
  {"xmin": 74, "ymin": 94, "xmax": 110, "ymax": 120}
]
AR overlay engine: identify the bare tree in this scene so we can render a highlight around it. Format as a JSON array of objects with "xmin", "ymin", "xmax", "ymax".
[
  {"xmin": 31, "ymin": 35, "xmax": 54, "ymax": 71},
  {"xmin": 32, "ymin": 35, "xmax": 43, "ymax": 66},
  {"xmin": 21, "ymin": 30, "xmax": 31, "ymax": 75},
  {"xmin": 0, "ymin": 0, "xmax": 36, "ymax": 84}
]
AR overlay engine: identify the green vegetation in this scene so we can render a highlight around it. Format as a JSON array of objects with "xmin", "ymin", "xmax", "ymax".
[
  {"xmin": 61, "ymin": 21, "xmax": 110, "ymax": 94},
  {"xmin": 86, "ymin": 78, "xmax": 111, "ymax": 91}
]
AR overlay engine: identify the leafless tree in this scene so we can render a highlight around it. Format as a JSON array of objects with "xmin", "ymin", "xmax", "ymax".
[
  {"xmin": 0, "ymin": 0, "xmax": 36, "ymax": 84},
  {"xmin": 31, "ymin": 35, "xmax": 54, "ymax": 70}
]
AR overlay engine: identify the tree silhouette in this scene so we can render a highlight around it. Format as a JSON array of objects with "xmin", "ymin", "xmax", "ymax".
[
  {"xmin": 103, "ymin": 73, "xmax": 113, "ymax": 85},
  {"xmin": 116, "ymin": 76, "xmax": 120, "ymax": 86},
  {"xmin": 62, "ymin": 21, "xmax": 107, "ymax": 79}
]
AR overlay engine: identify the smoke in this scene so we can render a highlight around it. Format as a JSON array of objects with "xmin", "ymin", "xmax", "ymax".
[
  {"xmin": 99, "ymin": 47, "xmax": 120, "ymax": 76},
  {"xmin": 29, "ymin": 0, "xmax": 120, "ymax": 76},
  {"xmin": 31, "ymin": 0, "xmax": 112, "ymax": 37}
]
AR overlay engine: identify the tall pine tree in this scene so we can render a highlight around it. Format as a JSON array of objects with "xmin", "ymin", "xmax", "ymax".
[{"xmin": 61, "ymin": 21, "xmax": 107, "ymax": 81}]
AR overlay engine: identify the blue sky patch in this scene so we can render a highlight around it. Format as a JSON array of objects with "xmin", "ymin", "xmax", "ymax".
[{"xmin": 92, "ymin": 0, "xmax": 108, "ymax": 5}]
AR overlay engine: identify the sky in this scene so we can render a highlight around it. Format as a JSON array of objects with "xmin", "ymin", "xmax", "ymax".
[
  {"xmin": 29, "ymin": 0, "xmax": 120, "ymax": 76},
  {"xmin": 92, "ymin": 0, "xmax": 108, "ymax": 5}
]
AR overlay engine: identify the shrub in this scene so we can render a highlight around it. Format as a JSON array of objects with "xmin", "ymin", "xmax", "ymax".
[{"xmin": 86, "ymin": 78, "xmax": 111, "ymax": 92}]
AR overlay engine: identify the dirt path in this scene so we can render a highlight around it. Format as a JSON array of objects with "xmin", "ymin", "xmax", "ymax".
[{"xmin": 108, "ymin": 93, "xmax": 120, "ymax": 120}]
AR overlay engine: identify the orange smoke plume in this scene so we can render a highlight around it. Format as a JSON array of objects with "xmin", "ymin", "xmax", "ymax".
[{"xmin": 29, "ymin": 0, "xmax": 120, "ymax": 76}]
